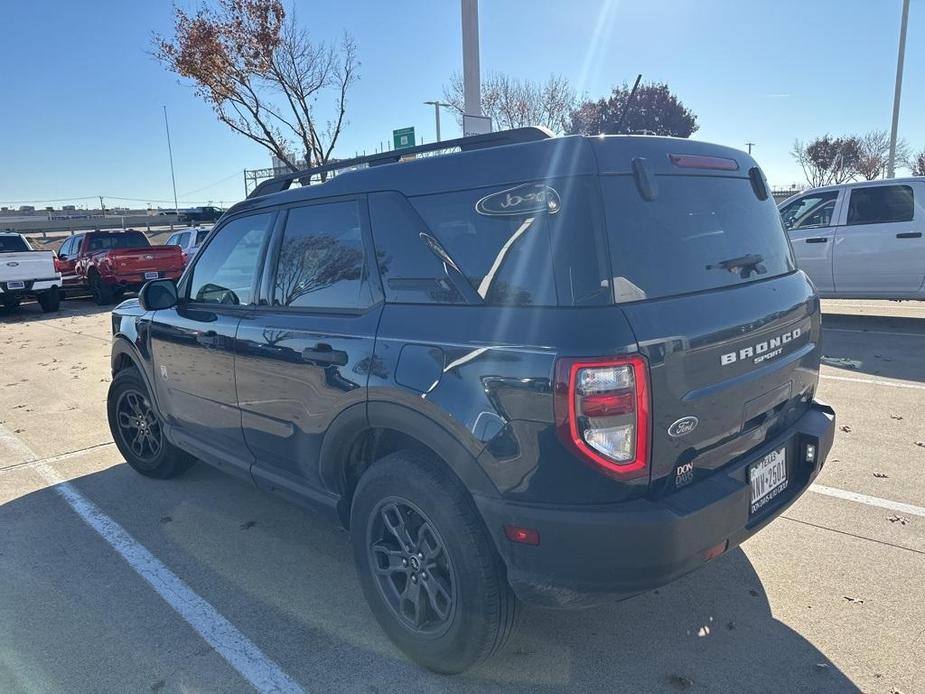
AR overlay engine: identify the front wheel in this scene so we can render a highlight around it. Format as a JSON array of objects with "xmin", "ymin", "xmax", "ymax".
[
  {"xmin": 107, "ymin": 369, "xmax": 195, "ymax": 479},
  {"xmin": 350, "ymin": 450, "xmax": 519, "ymax": 673}
]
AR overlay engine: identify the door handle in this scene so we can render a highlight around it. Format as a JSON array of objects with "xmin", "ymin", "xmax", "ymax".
[
  {"xmin": 302, "ymin": 343, "xmax": 347, "ymax": 366},
  {"xmin": 896, "ymin": 232, "xmax": 922, "ymax": 239},
  {"xmin": 805, "ymin": 237, "xmax": 828, "ymax": 244}
]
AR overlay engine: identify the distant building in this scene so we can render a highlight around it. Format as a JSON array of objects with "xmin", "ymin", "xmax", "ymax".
[{"xmin": 18, "ymin": 205, "xmax": 35, "ymax": 212}]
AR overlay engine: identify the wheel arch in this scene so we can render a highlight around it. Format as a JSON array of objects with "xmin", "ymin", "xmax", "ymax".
[
  {"xmin": 321, "ymin": 401, "xmax": 500, "ymax": 528},
  {"xmin": 111, "ymin": 337, "xmax": 161, "ymax": 417}
]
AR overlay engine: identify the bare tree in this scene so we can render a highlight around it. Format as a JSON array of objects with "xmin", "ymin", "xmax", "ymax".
[
  {"xmin": 155, "ymin": 0, "xmax": 358, "ymax": 175},
  {"xmin": 443, "ymin": 72, "xmax": 577, "ymax": 133},
  {"xmin": 791, "ymin": 135, "xmax": 862, "ymax": 187},
  {"xmin": 855, "ymin": 130, "xmax": 910, "ymax": 180},
  {"xmin": 908, "ymin": 148, "xmax": 925, "ymax": 177}
]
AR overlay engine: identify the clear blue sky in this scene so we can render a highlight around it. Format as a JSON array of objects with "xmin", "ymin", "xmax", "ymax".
[{"xmin": 1, "ymin": 0, "xmax": 922, "ymax": 208}]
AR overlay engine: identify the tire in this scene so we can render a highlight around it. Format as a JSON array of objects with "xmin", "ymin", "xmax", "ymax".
[
  {"xmin": 107, "ymin": 368, "xmax": 195, "ymax": 479},
  {"xmin": 350, "ymin": 450, "xmax": 519, "ymax": 673},
  {"xmin": 89, "ymin": 273, "xmax": 114, "ymax": 305},
  {"xmin": 38, "ymin": 286, "xmax": 61, "ymax": 313}
]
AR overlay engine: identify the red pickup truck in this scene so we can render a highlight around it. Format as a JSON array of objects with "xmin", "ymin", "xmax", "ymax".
[{"xmin": 55, "ymin": 230, "xmax": 184, "ymax": 305}]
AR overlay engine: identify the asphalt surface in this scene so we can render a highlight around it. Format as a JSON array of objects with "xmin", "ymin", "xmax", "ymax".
[{"xmin": 1, "ymin": 298, "xmax": 923, "ymax": 693}]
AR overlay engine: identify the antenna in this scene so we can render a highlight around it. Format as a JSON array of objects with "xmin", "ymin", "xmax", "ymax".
[{"xmin": 614, "ymin": 74, "xmax": 643, "ymax": 134}]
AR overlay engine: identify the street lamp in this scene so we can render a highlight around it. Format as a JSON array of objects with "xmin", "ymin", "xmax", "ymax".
[
  {"xmin": 424, "ymin": 100, "xmax": 452, "ymax": 142},
  {"xmin": 887, "ymin": 0, "xmax": 911, "ymax": 178}
]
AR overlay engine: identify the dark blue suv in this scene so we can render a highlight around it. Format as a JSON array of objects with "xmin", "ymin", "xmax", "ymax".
[{"xmin": 107, "ymin": 128, "xmax": 835, "ymax": 673}]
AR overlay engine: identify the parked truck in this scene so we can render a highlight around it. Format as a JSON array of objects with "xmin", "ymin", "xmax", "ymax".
[
  {"xmin": 55, "ymin": 229, "xmax": 184, "ymax": 305},
  {"xmin": 0, "ymin": 232, "xmax": 62, "ymax": 312}
]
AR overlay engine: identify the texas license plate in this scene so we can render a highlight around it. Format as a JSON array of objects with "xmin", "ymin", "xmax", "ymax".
[
  {"xmin": 7, "ymin": 281, "xmax": 25, "ymax": 290},
  {"xmin": 144, "ymin": 272, "xmax": 159, "ymax": 280},
  {"xmin": 749, "ymin": 447, "xmax": 788, "ymax": 514}
]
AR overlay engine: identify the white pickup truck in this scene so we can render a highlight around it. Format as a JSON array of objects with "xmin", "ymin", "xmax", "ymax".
[
  {"xmin": 780, "ymin": 178, "xmax": 925, "ymax": 299},
  {"xmin": 0, "ymin": 232, "xmax": 62, "ymax": 312}
]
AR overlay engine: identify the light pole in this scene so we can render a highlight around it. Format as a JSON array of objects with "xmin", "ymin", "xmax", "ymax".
[
  {"xmin": 163, "ymin": 106, "xmax": 180, "ymax": 214},
  {"xmin": 887, "ymin": 0, "xmax": 910, "ymax": 178},
  {"xmin": 461, "ymin": 0, "xmax": 481, "ymax": 118},
  {"xmin": 424, "ymin": 101, "xmax": 451, "ymax": 142},
  {"xmin": 746, "ymin": 142, "xmax": 756, "ymax": 155}
]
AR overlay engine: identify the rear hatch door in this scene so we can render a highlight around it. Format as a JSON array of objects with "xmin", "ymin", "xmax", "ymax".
[
  {"xmin": 108, "ymin": 245, "xmax": 185, "ymax": 274},
  {"xmin": 593, "ymin": 138, "xmax": 822, "ymax": 494}
]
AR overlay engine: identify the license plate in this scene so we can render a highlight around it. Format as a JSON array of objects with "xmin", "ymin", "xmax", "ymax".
[
  {"xmin": 144, "ymin": 272, "xmax": 159, "ymax": 280},
  {"xmin": 749, "ymin": 447, "xmax": 788, "ymax": 514},
  {"xmin": 7, "ymin": 281, "xmax": 25, "ymax": 290}
]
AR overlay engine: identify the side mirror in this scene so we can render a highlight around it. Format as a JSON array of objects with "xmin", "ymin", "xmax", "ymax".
[{"xmin": 139, "ymin": 279, "xmax": 178, "ymax": 311}]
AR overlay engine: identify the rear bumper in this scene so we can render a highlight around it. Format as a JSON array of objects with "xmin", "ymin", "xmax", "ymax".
[
  {"xmin": 102, "ymin": 270, "xmax": 183, "ymax": 288},
  {"xmin": 0, "ymin": 277, "xmax": 61, "ymax": 297},
  {"xmin": 474, "ymin": 400, "xmax": 836, "ymax": 608}
]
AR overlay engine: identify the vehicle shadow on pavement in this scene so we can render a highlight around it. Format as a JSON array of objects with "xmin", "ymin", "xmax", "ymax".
[
  {"xmin": 821, "ymin": 313, "xmax": 925, "ymax": 383},
  {"xmin": 1, "ymin": 461, "xmax": 859, "ymax": 694},
  {"xmin": 0, "ymin": 298, "xmax": 114, "ymax": 323}
]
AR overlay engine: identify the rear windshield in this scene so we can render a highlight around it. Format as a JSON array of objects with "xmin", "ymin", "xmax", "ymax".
[
  {"xmin": 87, "ymin": 233, "xmax": 150, "ymax": 251},
  {"xmin": 0, "ymin": 236, "xmax": 31, "ymax": 253},
  {"xmin": 600, "ymin": 175, "xmax": 795, "ymax": 301}
]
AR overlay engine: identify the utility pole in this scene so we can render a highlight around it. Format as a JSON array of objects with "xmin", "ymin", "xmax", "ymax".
[
  {"xmin": 98, "ymin": 196, "xmax": 105, "ymax": 215},
  {"xmin": 887, "ymin": 0, "xmax": 910, "ymax": 178},
  {"xmin": 746, "ymin": 142, "xmax": 756, "ymax": 155},
  {"xmin": 424, "ymin": 101, "xmax": 451, "ymax": 141},
  {"xmin": 461, "ymin": 0, "xmax": 481, "ymax": 117},
  {"xmin": 163, "ymin": 106, "xmax": 180, "ymax": 214}
]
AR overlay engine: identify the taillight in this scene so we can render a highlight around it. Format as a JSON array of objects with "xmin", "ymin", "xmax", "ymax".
[
  {"xmin": 554, "ymin": 355, "xmax": 650, "ymax": 480},
  {"xmin": 669, "ymin": 153, "xmax": 739, "ymax": 171}
]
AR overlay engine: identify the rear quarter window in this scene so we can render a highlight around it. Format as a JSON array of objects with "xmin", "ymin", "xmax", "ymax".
[
  {"xmin": 407, "ymin": 176, "xmax": 610, "ymax": 306},
  {"xmin": 601, "ymin": 175, "xmax": 796, "ymax": 301}
]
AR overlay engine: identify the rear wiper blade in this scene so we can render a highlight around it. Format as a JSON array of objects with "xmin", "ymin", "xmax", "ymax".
[{"xmin": 707, "ymin": 254, "xmax": 766, "ymax": 274}]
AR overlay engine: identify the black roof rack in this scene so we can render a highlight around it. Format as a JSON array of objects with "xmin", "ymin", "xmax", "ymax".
[{"xmin": 247, "ymin": 126, "xmax": 553, "ymax": 199}]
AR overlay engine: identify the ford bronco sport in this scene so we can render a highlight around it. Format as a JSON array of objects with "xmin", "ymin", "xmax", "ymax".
[{"xmin": 107, "ymin": 128, "xmax": 836, "ymax": 673}]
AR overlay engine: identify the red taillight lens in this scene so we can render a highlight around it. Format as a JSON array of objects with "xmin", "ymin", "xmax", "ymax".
[
  {"xmin": 669, "ymin": 153, "xmax": 739, "ymax": 171},
  {"xmin": 554, "ymin": 355, "xmax": 650, "ymax": 480}
]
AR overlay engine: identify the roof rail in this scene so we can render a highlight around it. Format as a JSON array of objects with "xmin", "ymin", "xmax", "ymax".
[{"xmin": 247, "ymin": 126, "xmax": 554, "ymax": 199}]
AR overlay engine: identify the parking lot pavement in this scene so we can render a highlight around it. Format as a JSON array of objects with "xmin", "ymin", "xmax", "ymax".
[{"xmin": 1, "ymin": 298, "xmax": 923, "ymax": 693}]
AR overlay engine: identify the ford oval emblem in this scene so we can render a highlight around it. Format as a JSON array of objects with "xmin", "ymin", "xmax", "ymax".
[
  {"xmin": 6, "ymin": 261, "xmax": 19, "ymax": 267},
  {"xmin": 668, "ymin": 416, "xmax": 699, "ymax": 438}
]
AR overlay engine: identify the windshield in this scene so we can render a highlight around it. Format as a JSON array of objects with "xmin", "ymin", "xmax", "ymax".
[
  {"xmin": 600, "ymin": 175, "xmax": 796, "ymax": 302},
  {"xmin": 0, "ymin": 235, "xmax": 31, "ymax": 253}
]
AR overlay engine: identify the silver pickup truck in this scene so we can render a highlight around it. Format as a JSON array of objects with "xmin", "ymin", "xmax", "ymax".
[{"xmin": 0, "ymin": 232, "xmax": 62, "ymax": 312}]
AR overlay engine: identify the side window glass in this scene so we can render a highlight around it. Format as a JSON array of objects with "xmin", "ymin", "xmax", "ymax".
[
  {"xmin": 165, "ymin": 234, "xmax": 179, "ymax": 246},
  {"xmin": 796, "ymin": 201, "xmax": 836, "ymax": 229},
  {"xmin": 847, "ymin": 185, "xmax": 914, "ymax": 225},
  {"xmin": 189, "ymin": 213, "xmax": 273, "ymax": 305},
  {"xmin": 780, "ymin": 192, "xmax": 838, "ymax": 230},
  {"xmin": 368, "ymin": 192, "xmax": 464, "ymax": 304},
  {"xmin": 58, "ymin": 238, "xmax": 72, "ymax": 257},
  {"xmin": 272, "ymin": 201, "xmax": 368, "ymax": 309}
]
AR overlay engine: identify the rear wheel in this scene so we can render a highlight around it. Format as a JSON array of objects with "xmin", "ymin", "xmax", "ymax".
[
  {"xmin": 38, "ymin": 286, "xmax": 61, "ymax": 313},
  {"xmin": 351, "ymin": 450, "xmax": 518, "ymax": 673},
  {"xmin": 107, "ymin": 369, "xmax": 195, "ymax": 479},
  {"xmin": 89, "ymin": 273, "xmax": 114, "ymax": 305}
]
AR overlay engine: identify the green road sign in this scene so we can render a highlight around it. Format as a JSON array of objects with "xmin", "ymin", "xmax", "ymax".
[{"xmin": 393, "ymin": 127, "xmax": 415, "ymax": 150}]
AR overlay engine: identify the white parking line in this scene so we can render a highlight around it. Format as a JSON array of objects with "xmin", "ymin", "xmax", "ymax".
[
  {"xmin": 824, "ymin": 302, "xmax": 925, "ymax": 311},
  {"xmin": 820, "ymin": 374, "xmax": 925, "ymax": 390},
  {"xmin": 823, "ymin": 327, "xmax": 925, "ymax": 338},
  {"xmin": 0, "ymin": 425, "xmax": 303, "ymax": 694},
  {"xmin": 811, "ymin": 484, "xmax": 925, "ymax": 518}
]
